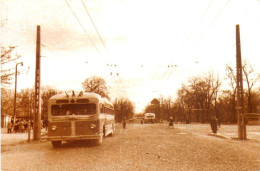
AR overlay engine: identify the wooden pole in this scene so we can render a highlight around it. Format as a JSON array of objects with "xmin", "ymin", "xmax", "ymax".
[
  {"xmin": 33, "ymin": 25, "xmax": 41, "ymax": 140},
  {"xmin": 236, "ymin": 24, "xmax": 246, "ymax": 140}
]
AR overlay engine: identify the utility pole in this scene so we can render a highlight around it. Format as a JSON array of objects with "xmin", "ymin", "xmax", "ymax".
[
  {"xmin": 236, "ymin": 24, "xmax": 246, "ymax": 140},
  {"xmin": 34, "ymin": 25, "xmax": 41, "ymax": 140},
  {"xmin": 13, "ymin": 62, "xmax": 23, "ymax": 123},
  {"xmin": 28, "ymin": 92, "xmax": 31, "ymax": 142}
]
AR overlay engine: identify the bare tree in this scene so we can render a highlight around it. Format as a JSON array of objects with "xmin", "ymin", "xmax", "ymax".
[
  {"xmin": 173, "ymin": 72, "xmax": 221, "ymax": 123},
  {"xmin": 242, "ymin": 61, "xmax": 258, "ymax": 113},
  {"xmin": 1, "ymin": 46, "xmax": 21, "ymax": 89},
  {"xmin": 41, "ymin": 87, "xmax": 59, "ymax": 121},
  {"xmin": 204, "ymin": 72, "xmax": 221, "ymax": 121},
  {"xmin": 1, "ymin": 89, "xmax": 14, "ymax": 117},
  {"xmin": 82, "ymin": 76, "xmax": 109, "ymax": 98},
  {"xmin": 226, "ymin": 62, "xmax": 259, "ymax": 113},
  {"xmin": 1, "ymin": 46, "xmax": 21, "ymax": 122},
  {"xmin": 113, "ymin": 98, "xmax": 135, "ymax": 123},
  {"xmin": 225, "ymin": 64, "xmax": 237, "ymax": 122}
]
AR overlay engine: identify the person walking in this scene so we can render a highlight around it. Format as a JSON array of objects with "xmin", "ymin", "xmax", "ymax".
[
  {"xmin": 7, "ymin": 121, "xmax": 12, "ymax": 133},
  {"xmin": 19, "ymin": 120, "xmax": 25, "ymax": 133},
  {"xmin": 123, "ymin": 117, "xmax": 126, "ymax": 129},
  {"xmin": 169, "ymin": 117, "xmax": 174, "ymax": 128},
  {"xmin": 210, "ymin": 116, "xmax": 218, "ymax": 133},
  {"xmin": 14, "ymin": 120, "xmax": 19, "ymax": 133}
]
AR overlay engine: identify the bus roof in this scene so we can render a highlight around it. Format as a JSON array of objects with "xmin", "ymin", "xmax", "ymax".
[
  {"xmin": 49, "ymin": 92, "xmax": 113, "ymax": 108},
  {"xmin": 49, "ymin": 91, "xmax": 102, "ymax": 101},
  {"xmin": 144, "ymin": 113, "xmax": 155, "ymax": 116}
]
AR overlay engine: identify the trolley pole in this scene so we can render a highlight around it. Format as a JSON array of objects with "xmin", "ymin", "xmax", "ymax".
[
  {"xmin": 33, "ymin": 25, "xmax": 41, "ymax": 140},
  {"xmin": 236, "ymin": 24, "xmax": 246, "ymax": 140}
]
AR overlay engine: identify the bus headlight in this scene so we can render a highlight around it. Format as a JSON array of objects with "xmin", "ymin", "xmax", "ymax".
[
  {"xmin": 90, "ymin": 124, "xmax": 96, "ymax": 129},
  {"xmin": 52, "ymin": 126, "xmax": 57, "ymax": 131}
]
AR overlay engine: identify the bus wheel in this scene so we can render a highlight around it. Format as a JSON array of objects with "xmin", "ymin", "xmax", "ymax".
[
  {"xmin": 109, "ymin": 124, "xmax": 115, "ymax": 137},
  {"xmin": 103, "ymin": 125, "xmax": 106, "ymax": 138},
  {"xmin": 51, "ymin": 141, "xmax": 61, "ymax": 148},
  {"xmin": 94, "ymin": 136, "xmax": 103, "ymax": 145}
]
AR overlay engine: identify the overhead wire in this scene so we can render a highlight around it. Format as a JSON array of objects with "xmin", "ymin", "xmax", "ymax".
[
  {"xmin": 181, "ymin": 0, "xmax": 215, "ymax": 49},
  {"xmin": 71, "ymin": 0, "xmax": 230, "ymax": 102},
  {"xmin": 81, "ymin": 0, "xmax": 108, "ymax": 52},
  {"xmin": 69, "ymin": 0, "xmax": 128, "ymax": 98},
  {"xmin": 160, "ymin": 66, "xmax": 170, "ymax": 80},
  {"xmin": 79, "ymin": 0, "xmax": 179, "ymax": 99},
  {"xmin": 64, "ymin": 0, "xmax": 103, "ymax": 56},
  {"xmin": 174, "ymin": 0, "xmax": 231, "ymax": 75},
  {"xmin": 110, "ymin": 64, "xmax": 129, "ymax": 98},
  {"xmin": 154, "ymin": 65, "xmax": 176, "ymax": 95},
  {"xmin": 165, "ymin": 65, "xmax": 177, "ymax": 80},
  {"xmin": 116, "ymin": 76, "xmax": 126, "ymax": 97},
  {"xmin": 193, "ymin": 0, "xmax": 232, "ymax": 46},
  {"xmin": 106, "ymin": 64, "xmax": 124, "ymax": 98},
  {"xmin": 118, "ymin": 76, "xmax": 128, "ymax": 97},
  {"xmin": 111, "ymin": 73, "xmax": 124, "ymax": 98},
  {"xmin": 114, "ymin": 65, "xmax": 128, "ymax": 98}
]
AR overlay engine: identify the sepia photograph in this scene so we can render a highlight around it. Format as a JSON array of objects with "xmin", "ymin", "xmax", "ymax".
[{"xmin": 1, "ymin": 0, "xmax": 260, "ymax": 170}]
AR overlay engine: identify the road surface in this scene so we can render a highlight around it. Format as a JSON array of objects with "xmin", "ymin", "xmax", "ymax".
[{"xmin": 1, "ymin": 123, "xmax": 260, "ymax": 171}]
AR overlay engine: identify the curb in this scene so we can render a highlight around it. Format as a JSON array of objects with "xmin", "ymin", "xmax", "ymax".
[
  {"xmin": 207, "ymin": 133, "xmax": 260, "ymax": 143},
  {"xmin": 207, "ymin": 133, "xmax": 229, "ymax": 139}
]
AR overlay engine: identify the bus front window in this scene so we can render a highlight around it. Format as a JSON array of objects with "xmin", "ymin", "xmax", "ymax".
[{"xmin": 51, "ymin": 103, "xmax": 96, "ymax": 116}]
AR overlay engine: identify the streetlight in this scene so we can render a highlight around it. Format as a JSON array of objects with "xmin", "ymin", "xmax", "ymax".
[{"xmin": 13, "ymin": 62, "xmax": 23, "ymax": 123}]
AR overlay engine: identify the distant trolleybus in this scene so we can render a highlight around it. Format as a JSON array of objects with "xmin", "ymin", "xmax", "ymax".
[
  {"xmin": 47, "ymin": 91, "xmax": 115, "ymax": 147},
  {"xmin": 144, "ymin": 113, "xmax": 155, "ymax": 123}
]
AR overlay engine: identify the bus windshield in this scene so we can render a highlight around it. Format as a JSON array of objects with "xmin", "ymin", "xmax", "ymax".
[{"xmin": 51, "ymin": 103, "xmax": 96, "ymax": 116}]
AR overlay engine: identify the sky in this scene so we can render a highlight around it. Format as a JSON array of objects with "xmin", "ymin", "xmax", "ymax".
[{"xmin": 1, "ymin": 0, "xmax": 260, "ymax": 113}]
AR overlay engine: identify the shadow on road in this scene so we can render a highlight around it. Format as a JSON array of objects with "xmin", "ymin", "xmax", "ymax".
[{"xmin": 50, "ymin": 140, "xmax": 100, "ymax": 148}]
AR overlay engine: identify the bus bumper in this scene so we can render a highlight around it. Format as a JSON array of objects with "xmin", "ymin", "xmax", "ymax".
[{"xmin": 47, "ymin": 134, "xmax": 102, "ymax": 141}]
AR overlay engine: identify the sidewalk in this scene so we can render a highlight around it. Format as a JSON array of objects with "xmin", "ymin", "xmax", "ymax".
[
  {"xmin": 1, "ymin": 128, "xmax": 47, "ymax": 146},
  {"xmin": 175, "ymin": 123, "xmax": 260, "ymax": 142},
  {"xmin": 1, "ymin": 124, "xmax": 260, "ymax": 146}
]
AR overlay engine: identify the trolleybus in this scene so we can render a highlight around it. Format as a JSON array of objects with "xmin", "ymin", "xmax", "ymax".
[
  {"xmin": 144, "ymin": 113, "xmax": 156, "ymax": 123},
  {"xmin": 47, "ymin": 91, "xmax": 115, "ymax": 147}
]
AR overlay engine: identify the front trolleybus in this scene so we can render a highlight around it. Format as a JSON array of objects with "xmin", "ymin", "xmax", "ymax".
[{"xmin": 47, "ymin": 91, "xmax": 115, "ymax": 147}]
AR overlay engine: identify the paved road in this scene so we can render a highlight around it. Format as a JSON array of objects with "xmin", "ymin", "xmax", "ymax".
[{"xmin": 1, "ymin": 123, "xmax": 260, "ymax": 171}]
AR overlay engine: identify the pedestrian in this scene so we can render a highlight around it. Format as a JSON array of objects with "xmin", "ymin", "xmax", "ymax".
[
  {"xmin": 7, "ymin": 121, "xmax": 12, "ymax": 133},
  {"xmin": 44, "ymin": 119, "xmax": 48, "ymax": 131},
  {"xmin": 24, "ymin": 120, "xmax": 28, "ymax": 130},
  {"xmin": 14, "ymin": 119, "xmax": 19, "ymax": 133},
  {"xmin": 19, "ymin": 121, "xmax": 25, "ymax": 133},
  {"xmin": 210, "ymin": 116, "xmax": 218, "ymax": 133},
  {"xmin": 41, "ymin": 120, "xmax": 43, "ymax": 129},
  {"xmin": 30, "ymin": 120, "xmax": 34, "ymax": 129},
  {"xmin": 123, "ymin": 118, "xmax": 126, "ymax": 129},
  {"xmin": 169, "ymin": 117, "xmax": 174, "ymax": 128},
  {"xmin": 11, "ymin": 117, "xmax": 14, "ymax": 125}
]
